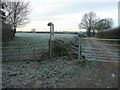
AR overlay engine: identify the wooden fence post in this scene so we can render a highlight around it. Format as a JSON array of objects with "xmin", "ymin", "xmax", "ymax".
[
  {"xmin": 78, "ymin": 37, "xmax": 82, "ymax": 60},
  {"xmin": 48, "ymin": 22, "xmax": 54, "ymax": 59},
  {"xmin": 49, "ymin": 25, "xmax": 52, "ymax": 59},
  {"xmin": 51, "ymin": 24, "xmax": 54, "ymax": 58},
  {"xmin": 18, "ymin": 42, "xmax": 20, "ymax": 60}
]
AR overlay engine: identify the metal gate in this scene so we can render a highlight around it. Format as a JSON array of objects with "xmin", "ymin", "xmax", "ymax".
[{"xmin": 78, "ymin": 38, "xmax": 120, "ymax": 63}]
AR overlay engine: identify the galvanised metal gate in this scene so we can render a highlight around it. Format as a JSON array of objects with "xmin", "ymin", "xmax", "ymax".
[{"xmin": 78, "ymin": 38, "xmax": 120, "ymax": 63}]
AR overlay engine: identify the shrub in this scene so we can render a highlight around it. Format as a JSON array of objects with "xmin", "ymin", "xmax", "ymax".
[
  {"xmin": 40, "ymin": 37, "xmax": 78, "ymax": 60},
  {"xmin": 51, "ymin": 38, "xmax": 78, "ymax": 59},
  {"xmin": 2, "ymin": 22, "xmax": 14, "ymax": 42},
  {"xmin": 97, "ymin": 27, "xmax": 120, "ymax": 39},
  {"xmin": 52, "ymin": 38, "xmax": 69, "ymax": 57}
]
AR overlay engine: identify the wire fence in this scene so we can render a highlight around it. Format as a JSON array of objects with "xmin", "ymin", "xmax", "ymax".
[
  {"xmin": 2, "ymin": 42, "xmax": 49, "ymax": 61},
  {"xmin": 1, "ymin": 37, "xmax": 120, "ymax": 63},
  {"xmin": 78, "ymin": 38, "xmax": 120, "ymax": 63}
]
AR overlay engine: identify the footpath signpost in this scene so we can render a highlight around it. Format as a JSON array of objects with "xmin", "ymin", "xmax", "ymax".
[{"xmin": 48, "ymin": 22, "xmax": 54, "ymax": 59}]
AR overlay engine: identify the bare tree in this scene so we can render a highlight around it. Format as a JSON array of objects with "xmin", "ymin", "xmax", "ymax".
[
  {"xmin": 2, "ymin": 0, "xmax": 31, "ymax": 36},
  {"xmin": 79, "ymin": 12, "xmax": 114, "ymax": 36},
  {"xmin": 79, "ymin": 11, "xmax": 98, "ymax": 36},
  {"xmin": 0, "ymin": 0, "xmax": 6, "ymax": 22},
  {"xmin": 95, "ymin": 18, "xmax": 113, "ymax": 30}
]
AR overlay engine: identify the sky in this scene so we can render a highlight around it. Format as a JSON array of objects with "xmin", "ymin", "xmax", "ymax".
[{"xmin": 17, "ymin": 0, "xmax": 119, "ymax": 32}]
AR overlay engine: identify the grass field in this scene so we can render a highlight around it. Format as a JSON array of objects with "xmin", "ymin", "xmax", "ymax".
[
  {"xmin": 3, "ymin": 33, "xmax": 78, "ymax": 61},
  {"xmin": 13, "ymin": 33, "xmax": 78, "ymax": 43}
]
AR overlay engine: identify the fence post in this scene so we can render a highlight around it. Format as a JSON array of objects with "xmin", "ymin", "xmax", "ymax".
[
  {"xmin": 78, "ymin": 37, "xmax": 82, "ymax": 60},
  {"xmin": 49, "ymin": 39, "xmax": 52, "ymax": 59},
  {"xmin": 32, "ymin": 42, "xmax": 34, "ymax": 60},
  {"xmin": 48, "ymin": 22, "xmax": 54, "ymax": 59},
  {"xmin": 18, "ymin": 42, "xmax": 20, "ymax": 60},
  {"xmin": 50, "ymin": 24, "xmax": 52, "ymax": 59},
  {"xmin": 51, "ymin": 24, "xmax": 54, "ymax": 58}
]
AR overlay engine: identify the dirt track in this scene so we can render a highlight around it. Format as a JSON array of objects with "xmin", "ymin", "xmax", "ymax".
[{"xmin": 73, "ymin": 38, "xmax": 119, "ymax": 88}]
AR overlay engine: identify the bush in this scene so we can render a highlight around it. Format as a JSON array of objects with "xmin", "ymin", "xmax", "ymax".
[
  {"xmin": 2, "ymin": 22, "xmax": 14, "ymax": 42},
  {"xmin": 52, "ymin": 38, "xmax": 69, "ymax": 57},
  {"xmin": 97, "ymin": 27, "xmax": 120, "ymax": 39},
  {"xmin": 50, "ymin": 38, "xmax": 78, "ymax": 59},
  {"xmin": 40, "ymin": 38, "xmax": 78, "ymax": 60}
]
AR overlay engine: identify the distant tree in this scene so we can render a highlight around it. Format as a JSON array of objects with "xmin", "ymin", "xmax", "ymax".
[
  {"xmin": 31, "ymin": 28, "xmax": 36, "ymax": 33},
  {"xmin": 2, "ymin": 0, "xmax": 31, "ymax": 36},
  {"xmin": 95, "ymin": 18, "xmax": 113, "ymax": 30},
  {"xmin": 79, "ymin": 12, "xmax": 114, "ymax": 36},
  {"xmin": 79, "ymin": 11, "xmax": 98, "ymax": 36}
]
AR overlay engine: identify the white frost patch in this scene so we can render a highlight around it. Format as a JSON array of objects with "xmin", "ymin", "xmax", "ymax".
[
  {"xmin": 107, "ymin": 86, "xmax": 112, "ymax": 88},
  {"xmin": 95, "ymin": 83, "xmax": 99, "ymax": 85},
  {"xmin": 112, "ymin": 74, "xmax": 115, "ymax": 77},
  {"xmin": 87, "ymin": 78, "xmax": 91, "ymax": 80}
]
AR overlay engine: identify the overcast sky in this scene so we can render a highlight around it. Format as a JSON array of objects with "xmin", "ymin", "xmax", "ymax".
[{"xmin": 17, "ymin": 0, "xmax": 119, "ymax": 31}]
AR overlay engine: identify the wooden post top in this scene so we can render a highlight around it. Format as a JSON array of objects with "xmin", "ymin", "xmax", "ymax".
[{"xmin": 48, "ymin": 22, "xmax": 54, "ymax": 26}]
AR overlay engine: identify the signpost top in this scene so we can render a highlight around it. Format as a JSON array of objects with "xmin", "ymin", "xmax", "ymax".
[
  {"xmin": 47, "ymin": 22, "xmax": 54, "ymax": 59},
  {"xmin": 48, "ymin": 22, "xmax": 54, "ymax": 26}
]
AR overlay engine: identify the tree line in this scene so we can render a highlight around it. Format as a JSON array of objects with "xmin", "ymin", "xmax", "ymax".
[{"xmin": 79, "ymin": 11, "xmax": 114, "ymax": 36}]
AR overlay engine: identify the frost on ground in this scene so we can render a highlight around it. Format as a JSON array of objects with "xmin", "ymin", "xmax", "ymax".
[
  {"xmin": 2, "ymin": 56, "xmax": 118, "ymax": 88},
  {"xmin": 2, "ymin": 34, "xmax": 119, "ymax": 88}
]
